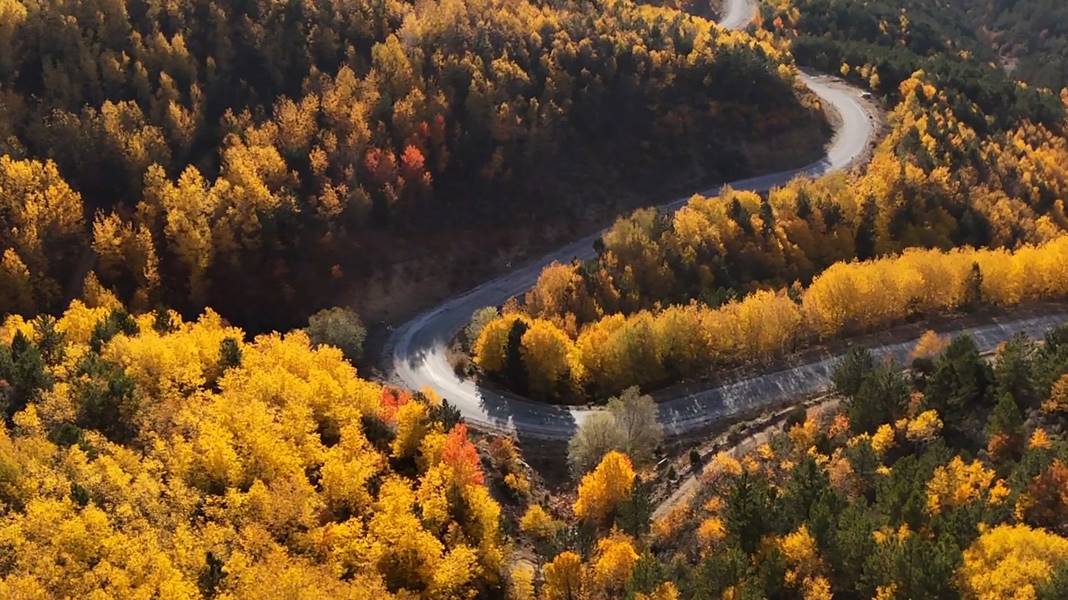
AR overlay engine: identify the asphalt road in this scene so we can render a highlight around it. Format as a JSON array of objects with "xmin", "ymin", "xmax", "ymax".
[
  {"xmin": 718, "ymin": 0, "xmax": 756, "ymax": 31},
  {"xmin": 384, "ymin": 0, "xmax": 1063, "ymax": 441}
]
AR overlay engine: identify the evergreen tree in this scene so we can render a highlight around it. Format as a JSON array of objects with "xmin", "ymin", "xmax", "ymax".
[
  {"xmin": 429, "ymin": 398, "xmax": 463, "ymax": 431},
  {"xmin": 864, "ymin": 530, "xmax": 962, "ymax": 600},
  {"xmin": 833, "ymin": 346, "xmax": 876, "ymax": 398},
  {"xmin": 625, "ymin": 551, "xmax": 665, "ymax": 597},
  {"xmin": 616, "ymin": 481, "xmax": 654, "ymax": 537},
  {"xmin": 795, "ymin": 189, "xmax": 812, "ymax": 220},
  {"xmin": 1033, "ymin": 324, "xmax": 1068, "ymax": 396},
  {"xmin": 994, "ymin": 336, "xmax": 1037, "ymax": 409},
  {"xmin": 961, "ymin": 262, "xmax": 983, "ymax": 312},
  {"xmin": 89, "ymin": 308, "xmax": 139, "ymax": 353},
  {"xmin": 75, "ymin": 354, "xmax": 139, "ymax": 444},
  {"xmin": 32, "ymin": 315, "xmax": 66, "ymax": 365},
  {"xmin": 687, "ymin": 545, "xmax": 749, "ymax": 599},
  {"xmin": 987, "ymin": 393, "xmax": 1023, "ymax": 438},
  {"xmin": 781, "ymin": 455, "xmax": 837, "ymax": 539},
  {"xmin": 218, "ymin": 337, "xmax": 242, "ymax": 371},
  {"xmin": 0, "ymin": 332, "xmax": 51, "ymax": 421},
  {"xmin": 925, "ymin": 336, "xmax": 992, "ymax": 422},
  {"xmin": 725, "ymin": 471, "xmax": 776, "ymax": 554},
  {"xmin": 729, "ymin": 199, "xmax": 753, "ymax": 234},
  {"xmin": 831, "ymin": 502, "xmax": 881, "ymax": 596},
  {"xmin": 759, "ymin": 197, "xmax": 775, "ymax": 236},
  {"xmin": 505, "ymin": 319, "xmax": 529, "ymax": 394},
  {"xmin": 848, "ymin": 363, "xmax": 908, "ymax": 434},
  {"xmin": 854, "ymin": 196, "xmax": 878, "ymax": 260}
]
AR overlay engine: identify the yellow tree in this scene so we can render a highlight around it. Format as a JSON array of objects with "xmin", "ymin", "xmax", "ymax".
[
  {"xmin": 573, "ymin": 451, "xmax": 635, "ymax": 524},
  {"xmin": 634, "ymin": 582, "xmax": 679, "ymax": 600},
  {"xmin": 905, "ymin": 410, "xmax": 943, "ymax": 443},
  {"xmin": 392, "ymin": 400, "xmax": 431, "ymax": 460},
  {"xmin": 926, "ymin": 457, "xmax": 1000, "ymax": 515},
  {"xmin": 0, "ymin": 156, "xmax": 86, "ymax": 310},
  {"xmin": 910, "ymin": 330, "xmax": 948, "ymax": 362},
  {"xmin": 141, "ymin": 164, "xmax": 218, "ymax": 305},
  {"xmin": 320, "ymin": 424, "xmax": 383, "ymax": 517},
  {"xmin": 521, "ymin": 319, "xmax": 578, "ymax": 398},
  {"xmin": 474, "ymin": 314, "xmax": 529, "ymax": 375},
  {"xmin": 91, "ymin": 212, "xmax": 160, "ymax": 310},
  {"xmin": 509, "ymin": 563, "xmax": 535, "ymax": 600},
  {"xmin": 591, "ymin": 533, "xmax": 639, "ymax": 596},
  {"xmin": 779, "ymin": 525, "xmax": 828, "ymax": 595},
  {"xmin": 542, "ymin": 551, "xmax": 586, "ymax": 600},
  {"xmin": 367, "ymin": 477, "xmax": 445, "ymax": 591},
  {"xmin": 0, "ymin": 297, "xmax": 507, "ymax": 598},
  {"xmin": 0, "ymin": 249, "xmax": 34, "ymax": 314},
  {"xmin": 959, "ymin": 524, "xmax": 1068, "ymax": 599},
  {"xmin": 524, "ymin": 261, "xmax": 597, "ymax": 333},
  {"xmin": 1042, "ymin": 373, "xmax": 1068, "ymax": 415},
  {"xmin": 519, "ymin": 505, "xmax": 559, "ymax": 540}
]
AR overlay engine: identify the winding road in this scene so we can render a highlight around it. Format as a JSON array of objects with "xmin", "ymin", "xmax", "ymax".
[
  {"xmin": 385, "ymin": 0, "xmax": 1066, "ymax": 441},
  {"xmin": 718, "ymin": 0, "xmax": 759, "ymax": 30}
]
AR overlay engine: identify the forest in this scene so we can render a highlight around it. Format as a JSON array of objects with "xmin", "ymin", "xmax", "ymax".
[
  {"xmin": 0, "ymin": 289, "xmax": 504, "ymax": 597},
  {"xmin": 526, "ymin": 326, "xmax": 1068, "ymax": 599},
  {"xmin": 950, "ymin": 0, "xmax": 1068, "ymax": 91},
  {"xmin": 473, "ymin": 238, "xmax": 1068, "ymax": 399},
  {"xmin": 0, "ymin": 0, "xmax": 823, "ymax": 330},
  {"xmin": 3, "ymin": 0, "xmax": 1068, "ymax": 597},
  {"xmin": 471, "ymin": 0, "xmax": 1068, "ymax": 401},
  {"xmin": 4, "ymin": 277, "xmax": 1068, "ymax": 597},
  {"xmin": 760, "ymin": 0, "xmax": 1066, "ymax": 118}
]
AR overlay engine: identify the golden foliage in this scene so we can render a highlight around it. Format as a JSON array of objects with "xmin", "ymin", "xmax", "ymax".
[
  {"xmin": 926, "ymin": 457, "xmax": 998, "ymax": 514},
  {"xmin": 519, "ymin": 505, "xmax": 559, "ymax": 540},
  {"xmin": 0, "ymin": 300, "xmax": 504, "ymax": 598},
  {"xmin": 1042, "ymin": 373, "xmax": 1068, "ymax": 415},
  {"xmin": 485, "ymin": 235, "xmax": 1068, "ymax": 398},
  {"xmin": 521, "ymin": 319, "xmax": 583, "ymax": 397},
  {"xmin": 959, "ymin": 524, "xmax": 1068, "ymax": 600},
  {"xmin": 910, "ymin": 330, "xmax": 948, "ymax": 361},
  {"xmin": 634, "ymin": 582, "xmax": 680, "ymax": 600},
  {"xmin": 590, "ymin": 533, "xmax": 639, "ymax": 594},
  {"xmin": 542, "ymin": 551, "xmax": 586, "ymax": 600},
  {"xmin": 905, "ymin": 410, "xmax": 944, "ymax": 442},
  {"xmin": 0, "ymin": 156, "xmax": 86, "ymax": 312},
  {"xmin": 573, "ymin": 451, "xmax": 636, "ymax": 524},
  {"xmin": 651, "ymin": 502, "xmax": 690, "ymax": 544},
  {"xmin": 780, "ymin": 525, "xmax": 826, "ymax": 589},
  {"xmin": 1029, "ymin": 428, "xmax": 1053, "ymax": 450},
  {"xmin": 696, "ymin": 516, "xmax": 727, "ymax": 549},
  {"xmin": 508, "ymin": 562, "xmax": 535, "ymax": 600},
  {"xmin": 871, "ymin": 424, "xmax": 896, "ymax": 456}
]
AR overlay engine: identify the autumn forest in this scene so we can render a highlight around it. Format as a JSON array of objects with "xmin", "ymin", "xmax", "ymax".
[{"xmin": 3, "ymin": 0, "xmax": 1068, "ymax": 598}]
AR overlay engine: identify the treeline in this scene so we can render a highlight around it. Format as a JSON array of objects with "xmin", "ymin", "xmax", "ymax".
[
  {"xmin": 0, "ymin": 291, "xmax": 504, "ymax": 597},
  {"xmin": 0, "ymin": 0, "xmax": 817, "ymax": 329},
  {"xmin": 515, "ymin": 65, "xmax": 1068, "ymax": 335},
  {"xmin": 514, "ymin": 327, "xmax": 1068, "ymax": 599},
  {"xmin": 474, "ymin": 236, "xmax": 1068, "ymax": 400}
]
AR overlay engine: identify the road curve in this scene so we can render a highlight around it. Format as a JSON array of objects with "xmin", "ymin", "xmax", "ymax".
[
  {"xmin": 718, "ymin": 0, "xmax": 756, "ymax": 31},
  {"xmin": 384, "ymin": 0, "xmax": 1006, "ymax": 441}
]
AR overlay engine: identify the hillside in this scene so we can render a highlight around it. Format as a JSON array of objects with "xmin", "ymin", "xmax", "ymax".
[
  {"xmin": 953, "ymin": 0, "xmax": 1068, "ymax": 90},
  {"xmin": 0, "ymin": 0, "xmax": 827, "ymax": 331},
  {"xmin": 0, "ymin": 292, "xmax": 505, "ymax": 597},
  {"xmin": 542, "ymin": 329, "xmax": 1068, "ymax": 599},
  {"xmin": 3, "ymin": 0, "xmax": 1068, "ymax": 597},
  {"xmin": 466, "ymin": 0, "xmax": 1068, "ymax": 402}
]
